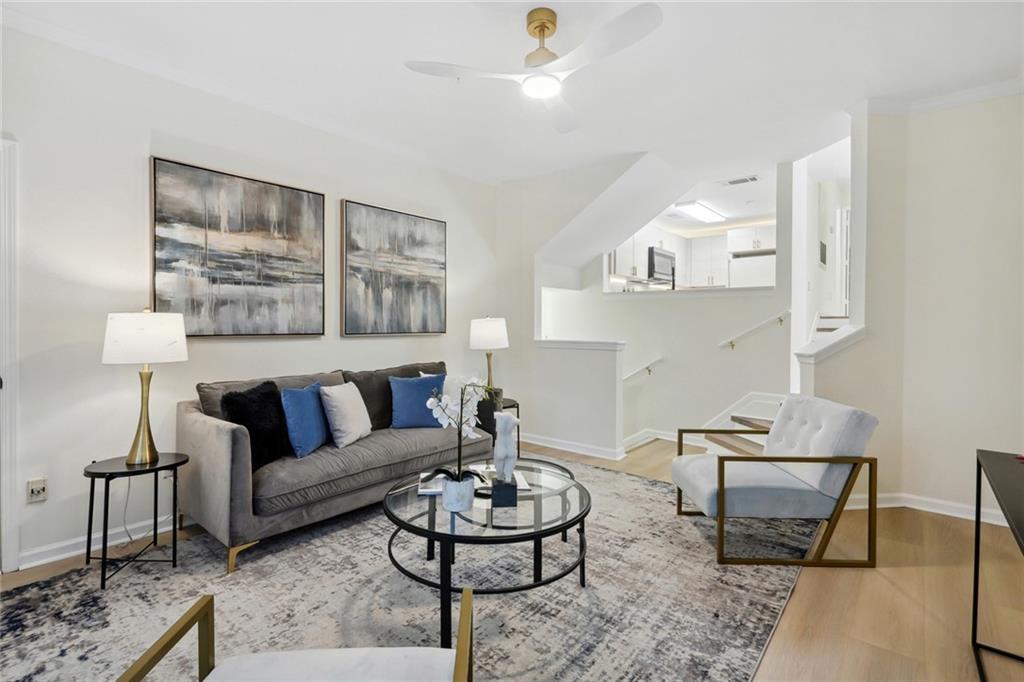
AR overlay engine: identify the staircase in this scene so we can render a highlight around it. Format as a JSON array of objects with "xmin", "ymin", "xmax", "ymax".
[
  {"xmin": 814, "ymin": 315, "xmax": 849, "ymax": 338},
  {"xmin": 690, "ymin": 392, "xmax": 783, "ymax": 456}
]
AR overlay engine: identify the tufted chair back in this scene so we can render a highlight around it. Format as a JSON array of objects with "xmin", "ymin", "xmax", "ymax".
[{"xmin": 765, "ymin": 395, "xmax": 879, "ymax": 499}]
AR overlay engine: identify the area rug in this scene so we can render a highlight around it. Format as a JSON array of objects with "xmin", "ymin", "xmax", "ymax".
[{"xmin": 0, "ymin": 458, "xmax": 816, "ymax": 681}]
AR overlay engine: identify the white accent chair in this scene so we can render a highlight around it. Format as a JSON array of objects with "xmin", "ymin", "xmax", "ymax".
[
  {"xmin": 673, "ymin": 395, "xmax": 879, "ymax": 567},
  {"xmin": 117, "ymin": 589, "xmax": 473, "ymax": 682}
]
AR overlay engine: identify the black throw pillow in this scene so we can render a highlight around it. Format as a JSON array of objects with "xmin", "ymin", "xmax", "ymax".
[{"xmin": 220, "ymin": 381, "xmax": 292, "ymax": 472}]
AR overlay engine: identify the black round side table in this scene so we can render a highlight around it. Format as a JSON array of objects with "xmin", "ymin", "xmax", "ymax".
[{"xmin": 83, "ymin": 453, "xmax": 189, "ymax": 588}]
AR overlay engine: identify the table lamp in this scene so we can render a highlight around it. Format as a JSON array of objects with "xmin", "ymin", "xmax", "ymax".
[
  {"xmin": 102, "ymin": 309, "xmax": 188, "ymax": 465},
  {"xmin": 469, "ymin": 317, "xmax": 509, "ymax": 389}
]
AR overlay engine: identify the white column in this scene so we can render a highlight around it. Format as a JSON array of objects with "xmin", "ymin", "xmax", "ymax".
[{"xmin": 1, "ymin": 138, "xmax": 20, "ymax": 573}]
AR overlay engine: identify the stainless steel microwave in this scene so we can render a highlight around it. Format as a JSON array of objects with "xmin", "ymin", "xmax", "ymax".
[{"xmin": 647, "ymin": 246, "xmax": 675, "ymax": 284}]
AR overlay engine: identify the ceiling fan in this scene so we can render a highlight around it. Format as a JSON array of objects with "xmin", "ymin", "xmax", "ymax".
[{"xmin": 405, "ymin": 3, "xmax": 663, "ymax": 133}]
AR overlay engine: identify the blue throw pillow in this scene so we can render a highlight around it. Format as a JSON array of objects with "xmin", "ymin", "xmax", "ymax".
[
  {"xmin": 280, "ymin": 381, "xmax": 330, "ymax": 457},
  {"xmin": 390, "ymin": 374, "xmax": 446, "ymax": 428}
]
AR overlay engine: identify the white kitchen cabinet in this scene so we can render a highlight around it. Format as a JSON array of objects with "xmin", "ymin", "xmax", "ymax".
[
  {"xmin": 729, "ymin": 254, "xmax": 776, "ymax": 288},
  {"xmin": 689, "ymin": 235, "xmax": 729, "ymax": 287},
  {"xmin": 726, "ymin": 225, "xmax": 776, "ymax": 253}
]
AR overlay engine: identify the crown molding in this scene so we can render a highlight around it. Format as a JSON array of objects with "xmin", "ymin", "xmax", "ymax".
[{"xmin": 869, "ymin": 78, "xmax": 1023, "ymax": 116}]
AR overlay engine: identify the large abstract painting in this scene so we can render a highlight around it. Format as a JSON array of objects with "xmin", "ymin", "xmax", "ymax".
[
  {"xmin": 152, "ymin": 158, "xmax": 325, "ymax": 336},
  {"xmin": 343, "ymin": 201, "xmax": 446, "ymax": 335}
]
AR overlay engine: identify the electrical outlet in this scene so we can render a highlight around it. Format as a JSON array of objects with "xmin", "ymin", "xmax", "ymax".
[{"xmin": 27, "ymin": 478, "xmax": 47, "ymax": 503}]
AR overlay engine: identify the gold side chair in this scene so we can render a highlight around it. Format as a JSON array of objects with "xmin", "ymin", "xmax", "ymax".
[
  {"xmin": 674, "ymin": 395, "xmax": 879, "ymax": 568},
  {"xmin": 119, "ymin": 589, "xmax": 474, "ymax": 682}
]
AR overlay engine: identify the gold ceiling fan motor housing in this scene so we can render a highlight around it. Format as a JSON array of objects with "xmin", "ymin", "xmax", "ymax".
[{"xmin": 525, "ymin": 7, "xmax": 559, "ymax": 68}]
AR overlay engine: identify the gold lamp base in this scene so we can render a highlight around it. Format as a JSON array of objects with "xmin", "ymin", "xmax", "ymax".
[{"xmin": 126, "ymin": 366, "xmax": 158, "ymax": 466}]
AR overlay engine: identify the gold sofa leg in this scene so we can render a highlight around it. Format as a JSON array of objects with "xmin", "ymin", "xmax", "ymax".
[{"xmin": 226, "ymin": 541, "xmax": 259, "ymax": 574}]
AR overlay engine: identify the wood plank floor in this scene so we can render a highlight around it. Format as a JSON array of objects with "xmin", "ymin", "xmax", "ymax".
[
  {"xmin": 525, "ymin": 438, "xmax": 1024, "ymax": 681},
  {"xmin": 3, "ymin": 439, "xmax": 1022, "ymax": 681}
]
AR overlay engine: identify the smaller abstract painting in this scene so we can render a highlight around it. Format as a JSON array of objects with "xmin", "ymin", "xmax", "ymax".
[
  {"xmin": 343, "ymin": 201, "xmax": 446, "ymax": 335},
  {"xmin": 152, "ymin": 158, "xmax": 325, "ymax": 336}
]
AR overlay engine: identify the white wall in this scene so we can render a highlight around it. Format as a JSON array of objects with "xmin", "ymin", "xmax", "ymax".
[
  {"xmin": 900, "ymin": 96, "xmax": 1022, "ymax": 509},
  {"xmin": 816, "ymin": 96, "xmax": 1023, "ymax": 513},
  {"xmin": 2, "ymin": 30, "xmax": 499, "ymax": 565},
  {"xmin": 505, "ymin": 162, "xmax": 794, "ymax": 451}
]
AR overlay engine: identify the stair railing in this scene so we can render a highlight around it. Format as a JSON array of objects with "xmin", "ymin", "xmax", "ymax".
[
  {"xmin": 623, "ymin": 356, "xmax": 664, "ymax": 380},
  {"xmin": 718, "ymin": 310, "xmax": 790, "ymax": 350}
]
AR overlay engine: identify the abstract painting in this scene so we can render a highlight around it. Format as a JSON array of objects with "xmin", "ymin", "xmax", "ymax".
[
  {"xmin": 342, "ymin": 201, "xmax": 446, "ymax": 335},
  {"xmin": 152, "ymin": 158, "xmax": 324, "ymax": 336}
]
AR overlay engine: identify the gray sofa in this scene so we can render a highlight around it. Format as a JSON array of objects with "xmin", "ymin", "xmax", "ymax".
[{"xmin": 176, "ymin": 364, "xmax": 493, "ymax": 572}]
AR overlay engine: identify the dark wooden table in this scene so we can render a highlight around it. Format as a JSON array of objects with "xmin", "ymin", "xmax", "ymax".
[
  {"xmin": 972, "ymin": 449, "xmax": 1024, "ymax": 681},
  {"xmin": 84, "ymin": 453, "xmax": 189, "ymax": 588}
]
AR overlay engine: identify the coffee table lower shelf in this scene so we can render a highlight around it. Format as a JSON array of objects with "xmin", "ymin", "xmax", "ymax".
[{"xmin": 386, "ymin": 517, "xmax": 588, "ymax": 648}]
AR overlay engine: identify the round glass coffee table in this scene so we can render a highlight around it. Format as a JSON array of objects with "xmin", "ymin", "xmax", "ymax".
[{"xmin": 383, "ymin": 458, "xmax": 591, "ymax": 648}]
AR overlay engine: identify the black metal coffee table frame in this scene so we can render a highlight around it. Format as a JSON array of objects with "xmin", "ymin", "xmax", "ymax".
[{"xmin": 383, "ymin": 460, "xmax": 590, "ymax": 648}]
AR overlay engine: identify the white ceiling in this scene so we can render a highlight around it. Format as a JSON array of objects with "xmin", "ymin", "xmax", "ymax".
[
  {"xmin": 666, "ymin": 168, "xmax": 778, "ymax": 228},
  {"xmin": 4, "ymin": 2, "xmax": 1021, "ymax": 185}
]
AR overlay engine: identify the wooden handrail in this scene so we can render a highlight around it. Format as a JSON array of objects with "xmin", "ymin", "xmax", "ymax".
[
  {"xmin": 718, "ymin": 309, "xmax": 790, "ymax": 349},
  {"xmin": 118, "ymin": 595, "xmax": 214, "ymax": 682}
]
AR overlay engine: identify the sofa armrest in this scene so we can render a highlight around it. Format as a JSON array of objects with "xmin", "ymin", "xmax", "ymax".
[{"xmin": 177, "ymin": 400, "xmax": 253, "ymax": 547}]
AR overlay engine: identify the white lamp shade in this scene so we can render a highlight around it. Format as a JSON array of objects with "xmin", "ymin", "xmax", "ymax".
[
  {"xmin": 469, "ymin": 317, "xmax": 509, "ymax": 350},
  {"xmin": 102, "ymin": 312, "xmax": 188, "ymax": 365}
]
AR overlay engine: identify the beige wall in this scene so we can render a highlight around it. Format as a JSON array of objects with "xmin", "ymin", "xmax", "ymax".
[
  {"xmin": 817, "ymin": 97, "xmax": 1023, "ymax": 512},
  {"xmin": 901, "ymin": 96, "xmax": 1023, "ymax": 507},
  {"xmin": 3, "ymin": 30, "xmax": 498, "ymax": 562}
]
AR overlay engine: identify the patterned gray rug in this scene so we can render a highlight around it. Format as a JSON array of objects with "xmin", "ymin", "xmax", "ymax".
[{"xmin": 1, "ymin": 459, "xmax": 816, "ymax": 681}]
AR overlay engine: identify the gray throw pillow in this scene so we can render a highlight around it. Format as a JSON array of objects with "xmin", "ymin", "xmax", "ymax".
[{"xmin": 320, "ymin": 383, "xmax": 372, "ymax": 447}]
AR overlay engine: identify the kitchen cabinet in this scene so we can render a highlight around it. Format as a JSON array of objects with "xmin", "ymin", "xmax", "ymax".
[
  {"xmin": 726, "ymin": 225, "xmax": 776, "ymax": 253},
  {"xmin": 689, "ymin": 235, "xmax": 729, "ymax": 287},
  {"xmin": 729, "ymin": 254, "xmax": 776, "ymax": 288}
]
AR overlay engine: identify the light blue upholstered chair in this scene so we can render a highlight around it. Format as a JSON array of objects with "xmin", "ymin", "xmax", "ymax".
[
  {"xmin": 673, "ymin": 395, "xmax": 879, "ymax": 567},
  {"xmin": 119, "ymin": 590, "xmax": 474, "ymax": 682}
]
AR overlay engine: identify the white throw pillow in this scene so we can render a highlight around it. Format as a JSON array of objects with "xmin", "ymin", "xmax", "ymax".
[{"xmin": 320, "ymin": 383, "xmax": 372, "ymax": 447}]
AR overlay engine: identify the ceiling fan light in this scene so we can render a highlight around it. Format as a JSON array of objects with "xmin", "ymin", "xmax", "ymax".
[{"xmin": 522, "ymin": 74, "xmax": 562, "ymax": 99}]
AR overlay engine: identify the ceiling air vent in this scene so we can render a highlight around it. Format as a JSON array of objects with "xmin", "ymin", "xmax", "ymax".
[{"xmin": 721, "ymin": 175, "xmax": 760, "ymax": 186}]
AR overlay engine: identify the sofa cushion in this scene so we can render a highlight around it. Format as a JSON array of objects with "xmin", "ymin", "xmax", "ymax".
[
  {"xmin": 252, "ymin": 426, "xmax": 491, "ymax": 516},
  {"xmin": 280, "ymin": 382, "xmax": 331, "ymax": 458},
  {"xmin": 672, "ymin": 453, "xmax": 839, "ymax": 519},
  {"xmin": 197, "ymin": 371, "xmax": 346, "ymax": 419},
  {"xmin": 320, "ymin": 383, "xmax": 373, "ymax": 447},
  {"xmin": 390, "ymin": 374, "xmax": 445, "ymax": 429},
  {"xmin": 342, "ymin": 362, "xmax": 446, "ymax": 430},
  {"xmin": 221, "ymin": 382, "xmax": 293, "ymax": 472},
  {"xmin": 206, "ymin": 647, "xmax": 455, "ymax": 682}
]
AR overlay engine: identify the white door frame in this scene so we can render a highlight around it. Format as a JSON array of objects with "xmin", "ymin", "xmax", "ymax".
[{"xmin": 1, "ymin": 137, "xmax": 20, "ymax": 573}]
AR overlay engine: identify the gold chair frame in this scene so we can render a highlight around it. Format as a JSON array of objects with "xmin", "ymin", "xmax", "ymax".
[
  {"xmin": 676, "ymin": 428, "xmax": 877, "ymax": 567},
  {"xmin": 118, "ymin": 589, "xmax": 474, "ymax": 682}
]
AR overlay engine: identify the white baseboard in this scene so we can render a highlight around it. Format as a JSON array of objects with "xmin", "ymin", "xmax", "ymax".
[
  {"xmin": 847, "ymin": 492, "xmax": 1007, "ymax": 528},
  {"xmin": 521, "ymin": 433, "xmax": 626, "ymax": 461},
  {"xmin": 623, "ymin": 429, "xmax": 672, "ymax": 450},
  {"xmin": 623, "ymin": 429, "xmax": 707, "ymax": 450},
  {"xmin": 17, "ymin": 515, "xmax": 178, "ymax": 570}
]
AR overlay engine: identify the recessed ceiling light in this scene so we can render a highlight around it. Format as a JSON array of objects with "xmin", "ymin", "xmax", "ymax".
[{"xmin": 672, "ymin": 201, "xmax": 726, "ymax": 223}]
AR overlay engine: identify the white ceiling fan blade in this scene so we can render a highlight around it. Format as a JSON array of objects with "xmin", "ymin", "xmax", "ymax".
[
  {"xmin": 544, "ymin": 95, "xmax": 580, "ymax": 133},
  {"xmin": 405, "ymin": 61, "xmax": 524, "ymax": 82},
  {"xmin": 542, "ymin": 3, "xmax": 663, "ymax": 76}
]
